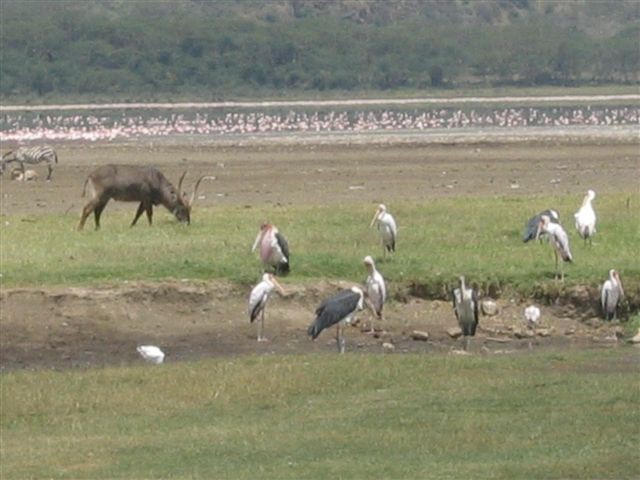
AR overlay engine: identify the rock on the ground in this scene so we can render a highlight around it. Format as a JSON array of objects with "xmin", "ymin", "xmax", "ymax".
[
  {"xmin": 411, "ymin": 330, "xmax": 430, "ymax": 341},
  {"xmin": 382, "ymin": 342, "xmax": 395, "ymax": 352},
  {"xmin": 537, "ymin": 328, "xmax": 552, "ymax": 337},
  {"xmin": 514, "ymin": 328, "xmax": 535, "ymax": 339},
  {"xmin": 481, "ymin": 300, "xmax": 499, "ymax": 316},
  {"xmin": 630, "ymin": 329, "xmax": 640, "ymax": 344},
  {"xmin": 447, "ymin": 327, "xmax": 463, "ymax": 339}
]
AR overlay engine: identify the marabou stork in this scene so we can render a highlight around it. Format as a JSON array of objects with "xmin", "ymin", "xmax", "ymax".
[
  {"xmin": 523, "ymin": 209, "xmax": 559, "ymax": 243},
  {"xmin": 308, "ymin": 286, "xmax": 365, "ymax": 353},
  {"xmin": 136, "ymin": 345, "xmax": 165, "ymax": 364},
  {"xmin": 248, "ymin": 273, "xmax": 285, "ymax": 342},
  {"xmin": 364, "ymin": 255, "xmax": 386, "ymax": 333},
  {"xmin": 252, "ymin": 223, "xmax": 290, "ymax": 275},
  {"xmin": 536, "ymin": 214, "xmax": 573, "ymax": 281},
  {"xmin": 369, "ymin": 204, "xmax": 397, "ymax": 258},
  {"xmin": 601, "ymin": 269, "xmax": 624, "ymax": 320},
  {"xmin": 574, "ymin": 190, "xmax": 597, "ymax": 246},
  {"xmin": 452, "ymin": 276, "xmax": 479, "ymax": 351}
]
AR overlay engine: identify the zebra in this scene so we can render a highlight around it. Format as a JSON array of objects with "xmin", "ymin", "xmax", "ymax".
[{"xmin": 1, "ymin": 145, "xmax": 58, "ymax": 181}]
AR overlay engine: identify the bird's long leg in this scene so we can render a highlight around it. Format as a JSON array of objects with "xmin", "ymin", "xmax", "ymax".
[
  {"xmin": 336, "ymin": 323, "xmax": 345, "ymax": 354},
  {"xmin": 554, "ymin": 250, "xmax": 559, "ymax": 280},
  {"xmin": 258, "ymin": 308, "xmax": 267, "ymax": 342},
  {"xmin": 463, "ymin": 336, "xmax": 471, "ymax": 351}
]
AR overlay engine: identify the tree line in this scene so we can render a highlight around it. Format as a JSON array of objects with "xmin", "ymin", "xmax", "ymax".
[{"xmin": 1, "ymin": 0, "xmax": 638, "ymax": 100}]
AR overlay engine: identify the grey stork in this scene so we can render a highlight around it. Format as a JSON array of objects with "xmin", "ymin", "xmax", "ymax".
[
  {"xmin": 252, "ymin": 223, "xmax": 290, "ymax": 275},
  {"xmin": 452, "ymin": 276, "xmax": 479, "ymax": 351},
  {"xmin": 523, "ymin": 209, "xmax": 559, "ymax": 243},
  {"xmin": 369, "ymin": 204, "xmax": 397, "ymax": 259},
  {"xmin": 248, "ymin": 273, "xmax": 285, "ymax": 342},
  {"xmin": 308, "ymin": 286, "xmax": 365, "ymax": 353},
  {"xmin": 601, "ymin": 269, "xmax": 624, "ymax": 320},
  {"xmin": 536, "ymin": 214, "xmax": 573, "ymax": 281},
  {"xmin": 364, "ymin": 255, "xmax": 386, "ymax": 333},
  {"xmin": 574, "ymin": 189, "xmax": 597, "ymax": 246}
]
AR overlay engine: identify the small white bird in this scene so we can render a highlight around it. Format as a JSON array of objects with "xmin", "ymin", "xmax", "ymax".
[
  {"xmin": 524, "ymin": 305, "xmax": 541, "ymax": 329},
  {"xmin": 369, "ymin": 204, "xmax": 397, "ymax": 259},
  {"xmin": 574, "ymin": 189, "xmax": 597, "ymax": 245},
  {"xmin": 536, "ymin": 214, "xmax": 573, "ymax": 281},
  {"xmin": 248, "ymin": 272, "xmax": 285, "ymax": 342},
  {"xmin": 363, "ymin": 255, "xmax": 386, "ymax": 333},
  {"xmin": 601, "ymin": 269, "xmax": 624, "ymax": 320},
  {"xmin": 136, "ymin": 345, "xmax": 165, "ymax": 364}
]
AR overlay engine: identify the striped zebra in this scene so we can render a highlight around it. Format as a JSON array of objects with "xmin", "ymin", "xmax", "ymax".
[{"xmin": 1, "ymin": 145, "xmax": 58, "ymax": 181}]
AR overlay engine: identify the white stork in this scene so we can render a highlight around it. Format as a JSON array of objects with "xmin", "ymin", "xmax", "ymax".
[
  {"xmin": 452, "ymin": 276, "xmax": 479, "ymax": 351},
  {"xmin": 574, "ymin": 189, "xmax": 597, "ymax": 245},
  {"xmin": 601, "ymin": 269, "xmax": 624, "ymax": 320},
  {"xmin": 523, "ymin": 209, "xmax": 559, "ymax": 243},
  {"xmin": 251, "ymin": 222, "xmax": 290, "ymax": 275},
  {"xmin": 136, "ymin": 345, "xmax": 165, "ymax": 364},
  {"xmin": 364, "ymin": 255, "xmax": 386, "ymax": 333},
  {"xmin": 536, "ymin": 214, "xmax": 573, "ymax": 281},
  {"xmin": 369, "ymin": 204, "xmax": 397, "ymax": 258},
  {"xmin": 248, "ymin": 273, "xmax": 285, "ymax": 342},
  {"xmin": 308, "ymin": 286, "xmax": 364, "ymax": 353}
]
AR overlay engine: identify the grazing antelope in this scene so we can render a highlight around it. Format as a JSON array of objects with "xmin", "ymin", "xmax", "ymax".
[{"xmin": 78, "ymin": 164, "xmax": 214, "ymax": 230}]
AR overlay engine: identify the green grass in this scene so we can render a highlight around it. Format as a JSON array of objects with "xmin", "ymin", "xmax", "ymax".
[
  {"xmin": 1, "ymin": 349, "xmax": 638, "ymax": 479},
  {"xmin": 1, "ymin": 194, "xmax": 638, "ymax": 299}
]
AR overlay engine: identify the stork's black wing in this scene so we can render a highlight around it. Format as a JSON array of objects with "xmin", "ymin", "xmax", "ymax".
[
  {"xmin": 308, "ymin": 289, "xmax": 360, "ymax": 339},
  {"xmin": 470, "ymin": 289, "xmax": 479, "ymax": 336},
  {"xmin": 523, "ymin": 213, "xmax": 542, "ymax": 242},
  {"xmin": 275, "ymin": 231, "xmax": 290, "ymax": 275},
  {"xmin": 523, "ymin": 209, "xmax": 559, "ymax": 242}
]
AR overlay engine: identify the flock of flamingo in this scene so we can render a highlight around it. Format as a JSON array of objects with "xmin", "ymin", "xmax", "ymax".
[{"xmin": 1, "ymin": 105, "xmax": 638, "ymax": 143}]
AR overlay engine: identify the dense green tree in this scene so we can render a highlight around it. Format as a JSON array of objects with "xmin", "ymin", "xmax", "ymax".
[{"xmin": 0, "ymin": 0, "xmax": 637, "ymax": 99}]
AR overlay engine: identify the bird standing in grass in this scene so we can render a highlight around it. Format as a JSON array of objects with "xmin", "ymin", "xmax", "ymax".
[
  {"xmin": 364, "ymin": 255, "xmax": 386, "ymax": 333},
  {"xmin": 574, "ymin": 189, "xmax": 597, "ymax": 246},
  {"xmin": 369, "ymin": 204, "xmax": 397, "ymax": 259},
  {"xmin": 252, "ymin": 222, "xmax": 290, "ymax": 275},
  {"xmin": 601, "ymin": 269, "xmax": 624, "ymax": 320},
  {"xmin": 248, "ymin": 273, "xmax": 286, "ymax": 342},
  {"xmin": 452, "ymin": 276, "xmax": 479, "ymax": 351},
  {"xmin": 536, "ymin": 214, "xmax": 573, "ymax": 281},
  {"xmin": 308, "ymin": 286, "xmax": 365, "ymax": 353}
]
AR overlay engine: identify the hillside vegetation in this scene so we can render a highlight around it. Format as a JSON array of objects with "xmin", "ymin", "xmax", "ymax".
[{"xmin": 1, "ymin": 0, "xmax": 638, "ymax": 101}]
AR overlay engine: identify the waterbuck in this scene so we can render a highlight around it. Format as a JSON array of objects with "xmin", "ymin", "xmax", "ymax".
[{"xmin": 78, "ymin": 165, "xmax": 214, "ymax": 230}]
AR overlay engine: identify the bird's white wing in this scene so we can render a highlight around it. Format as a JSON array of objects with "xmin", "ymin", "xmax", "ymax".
[
  {"xmin": 601, "ymin": 281, "xmax": 609, "ymax": 310},
  {"xmin": 249, "ymin": 281, "xmax": 268, "ymax": 315}
]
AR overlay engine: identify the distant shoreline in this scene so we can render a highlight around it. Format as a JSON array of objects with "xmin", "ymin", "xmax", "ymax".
[{"xmin": 2, "ymin": 94, "xmax": 639, "ymax": 112}]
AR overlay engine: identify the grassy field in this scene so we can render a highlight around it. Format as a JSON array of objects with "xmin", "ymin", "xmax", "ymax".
[
  {"xmin": 1, "ymin": 349, "xmax": 638, "ymax": 479},
  {"xmin": 1, "ymin": 193, "xmax": 638, "ymax": 298}
]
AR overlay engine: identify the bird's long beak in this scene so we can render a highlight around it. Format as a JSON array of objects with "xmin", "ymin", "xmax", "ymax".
[
  {"xmin": 271, "ymin": 276, "xmax": 286, "ymax": 296},
  {"xmin": 251, "ymin": 230, "xmax": 263, "ymax": 252},
  {"xmin": 369, "ymin": 209, "xmax": 380, "ymax": 228},
  {"xmin": 617, "ymin": 273, "xmax": 624, "ymax": 297}
]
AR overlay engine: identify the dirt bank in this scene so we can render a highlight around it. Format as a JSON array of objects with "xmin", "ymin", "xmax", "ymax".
[{"xmin": 0, "ymin": 280, "xmax": 631, "ymax": 372}]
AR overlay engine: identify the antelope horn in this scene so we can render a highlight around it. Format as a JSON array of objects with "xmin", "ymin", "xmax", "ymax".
[
  {"xmin": 189, "ymin": 175, "xmax": 216, "ymax": 206},
  {"xmin": 177, "ymin": 170, "xmax": 188, "ymax": 196}
]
